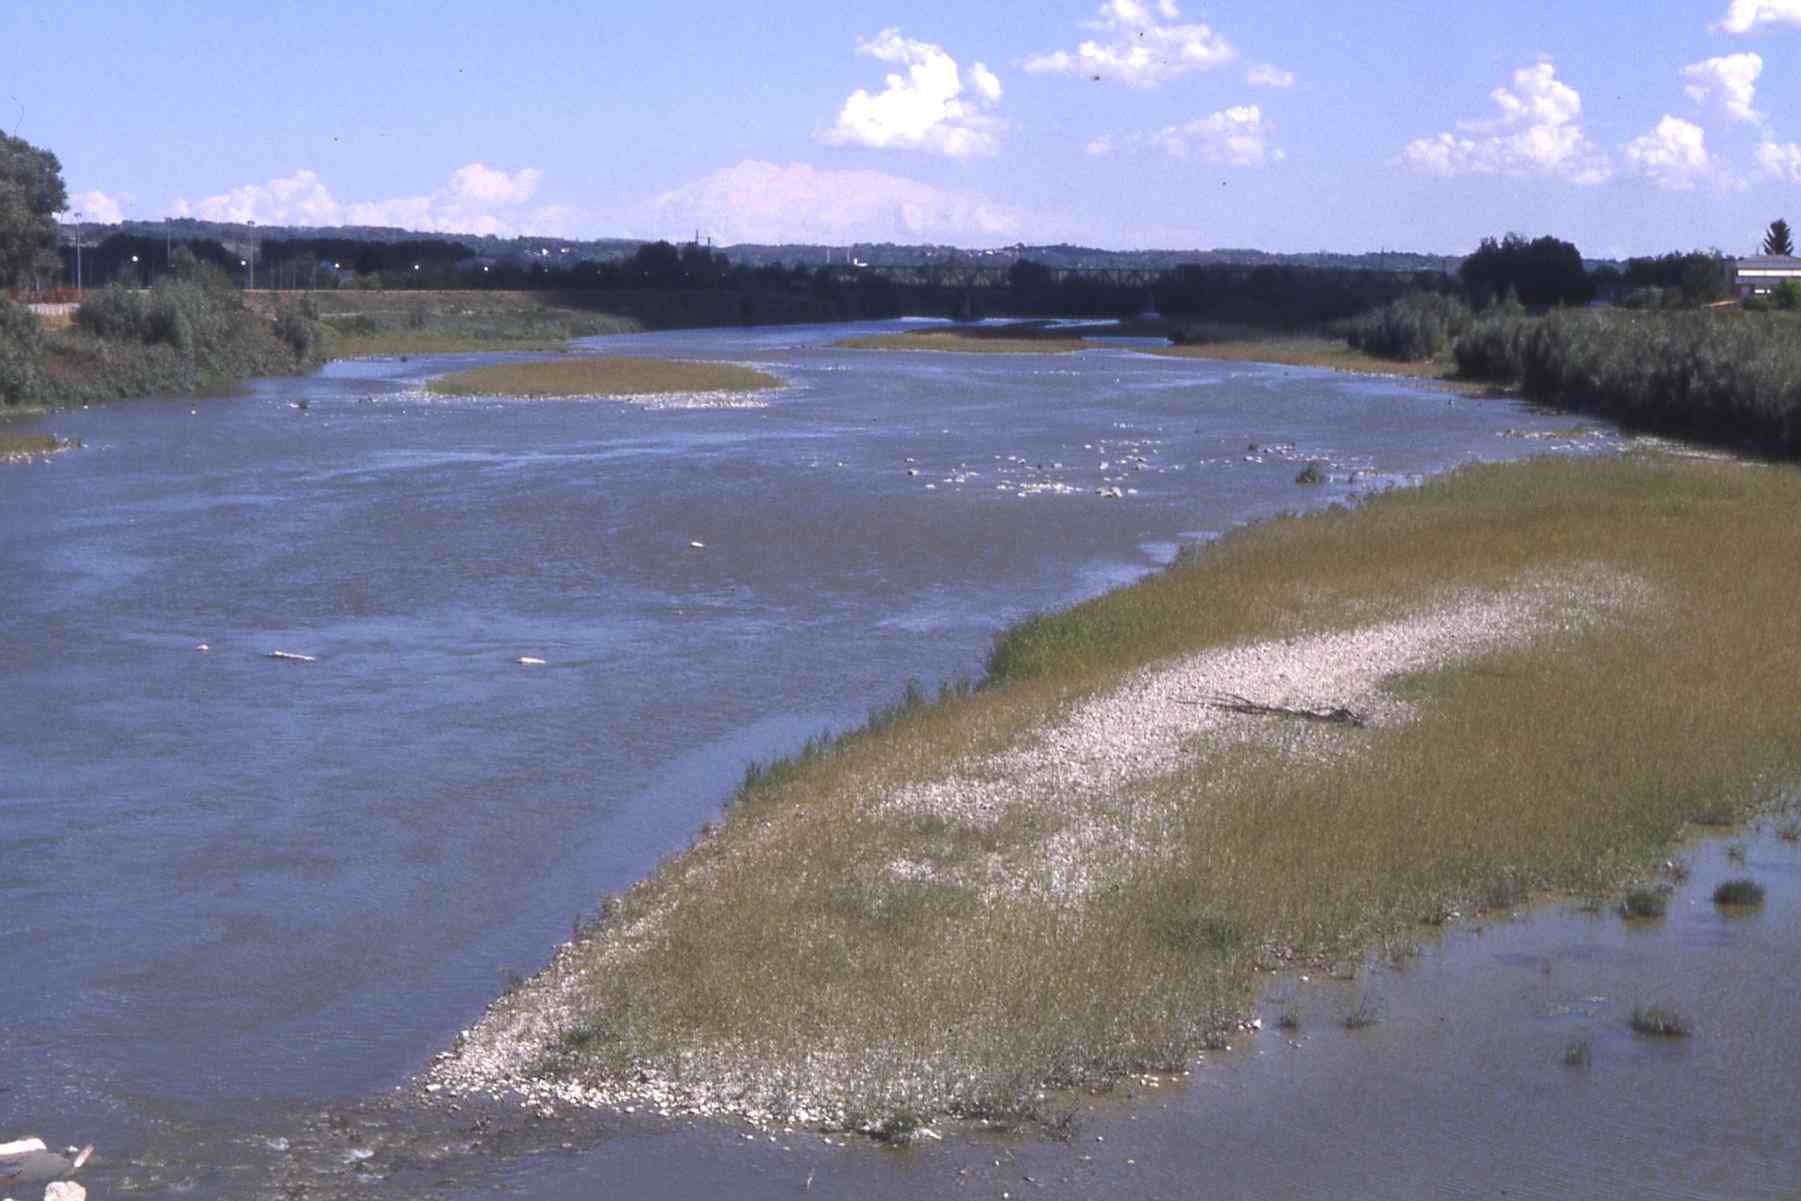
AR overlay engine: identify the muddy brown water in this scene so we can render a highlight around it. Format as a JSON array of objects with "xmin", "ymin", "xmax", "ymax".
[{"xmin": 8, "ymin": 320, "xmax": 1788, "ymax": 1198}]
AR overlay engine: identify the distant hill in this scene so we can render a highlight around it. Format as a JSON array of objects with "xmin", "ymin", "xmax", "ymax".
[{"xmin": 101, "ymin": 219, "xmax": 1466, "ymax": 274}]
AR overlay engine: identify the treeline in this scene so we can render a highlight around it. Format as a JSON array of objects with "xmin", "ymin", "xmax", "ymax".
[{"xmin": 1, "ymin": 248, "xmax": 322, "ymax": 407}]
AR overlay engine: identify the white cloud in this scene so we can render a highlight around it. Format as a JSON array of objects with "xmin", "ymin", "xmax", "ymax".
[
  {"xmin": 1682, "ymin": 53, "xmax": 1762, "ymax": 123},
  {"xmin": 171, "ymin": 163, "xmax": 545, "ymax": 235},
  {"xmin": 1625, "ymin": 116, "xmax": 1711, "ymax": 190},
  {"xmin": 1085, "ymin": 136, "xmax": 1113, "ymax": 156},
  {"xmin": 1025, "ymin": 0, "xmax": 1236, "ymax": 88},
  {"xmin": 649, "ymin": 160, "xmax": 1026, "ymax": 245},
  {"xmin": 1246, "ymin": 62, "xmax": 1295, "ymax": 88},
  {"xmin": 1110, "ymin": 105, "xmax": 1283, "ymax": 164},
  {"xmin": 1401, "ymin": 60, "xmax": 1610, "ymax": 185},
  {"xmin": 1757, "ymin": 138, "xmax": 1801, "ymax": 180},
  {"xmin": 62, "ymin": 189, "xmax": 131, "ymax": 224},
  {"xmin": 823, "ymin": 29, "xmax": 1004, "ymax": 158},
  {"xmin": 1715, "ymin": 0, "xmax": 1801, "ymax": 33}
]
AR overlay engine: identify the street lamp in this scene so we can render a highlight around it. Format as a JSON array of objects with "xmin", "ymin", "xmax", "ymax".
[
  {"xmin": 130, "ymin": 253, "xmax": 141, "ymax": 287},
  {"xmin": 241, "ymin": 258, "xmax": 249, "ymax": 289}
]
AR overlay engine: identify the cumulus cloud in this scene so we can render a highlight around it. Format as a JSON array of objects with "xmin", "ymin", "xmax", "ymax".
[
  {"xmin": 1091, "ymin": 105, "xmax": 1283, "ymax": 165},
  {"xmin": 1025, "ymin": 0, "xmax": 1236, "ymax": 88},
  {"xmin": 1757, "ymin": 138, "xmax": 1801, "ymax": 180},
  {"xmin": 63, "ymin": 189, "xmax": 131, "ymax": 224},
  {"xmin": 1400, "ymin": 60, "xmax": 1610, "ymax": 185},
  {"xmin": 823, "ymin": 29, "xmax": 1004, "ymax": 157},
  {"xmin": 171, "ymin": 163, "xmax": 545, "ymax": 235},
  {"xmin": 1246, "ymin": 62, "xmax": 1295, "ymax": 88},
  {"xmin": 1715, "ymin": 0, "xmax": 1801, "ymax": 32},
  {"xmin": 650, "ymin": 160, "xmax": 1026, "ymax": 245},
  {"xmin": 1625, "ymin": 116, "xmax": 1711, "ymax": 190},
  {"xmin": 1683, "ymin": 53, "xmax": 1762, "ymax": 123}
]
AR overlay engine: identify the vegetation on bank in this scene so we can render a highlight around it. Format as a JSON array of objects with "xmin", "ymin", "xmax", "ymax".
[
  {"xmin": 459, "ymin": 453, "xmax": 1801, "ymax": 1132},
  {"xmin": 1, "ymin": 252, "xmax": 323, "ymax": 409},
  {"xmin": 1452, "ymin": 308, "xmax": 1801, "ymax": 456},
  {"xmin": 425, "ymin": 356, "xmax": 781, "ymax": 398},
  {"xmin": 302, "ymin": 291, "xmax": 645, "ymax": 358},
  {"xmin": 0, "ymin": 430, "xmax": 77, "ymax": 461}
]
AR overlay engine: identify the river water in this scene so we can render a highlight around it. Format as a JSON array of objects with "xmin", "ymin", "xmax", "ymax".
[{"xmin": 14, "ymin": 318, "xmax": 1778, "ymax": 1199}]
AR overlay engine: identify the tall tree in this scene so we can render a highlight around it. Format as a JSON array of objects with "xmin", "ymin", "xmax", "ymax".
[
  {"xmin": 1, "ymin": 133, "xmax": 68, "ymax": 293},
  {"xmin": 1762, "ymin": 218, "xmax": 1793, "ymax": 257},
  {"xmin": 1459, "ymin": 233, "xmax": 1594, "ymax": 308}
]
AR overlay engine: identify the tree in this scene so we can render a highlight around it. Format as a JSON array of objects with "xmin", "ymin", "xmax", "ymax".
[
  {"xmin": 1, "ymin": 133, "xmax": 68, "ymax": 294},
  {"xmin": 1762, "ymin": 218, "xmax": 1793, "ymax": 257},
  {"xmin": 1459, "ymin": 233, "xmax": 1594, "ymax": 309}
]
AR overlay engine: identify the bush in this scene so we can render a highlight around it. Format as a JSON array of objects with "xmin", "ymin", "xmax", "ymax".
[
  {"xmin": 1345, "ymin": 292, "xmax": 1472, "ymax": 361},
  {"xmin": 0, "ymin": 296, "xmax": 43, "ymax": 403}
]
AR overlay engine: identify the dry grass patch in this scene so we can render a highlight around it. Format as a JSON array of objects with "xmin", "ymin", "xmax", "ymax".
[
  {"xmin": 0, "ymin": 430, "xmax": 77, "ymax": 462},
  {"xmin": 425, "ymin": 356, "xmax": 781, "ymax": 399},
  {"xmin": 434, "ymin": 452, "xmax": 1801, "ymax": 1132}
]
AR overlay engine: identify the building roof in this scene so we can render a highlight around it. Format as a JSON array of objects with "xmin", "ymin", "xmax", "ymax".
[{"xmin": 1735, "ymin": 255, "xmax": 1801, "ymax": 270}]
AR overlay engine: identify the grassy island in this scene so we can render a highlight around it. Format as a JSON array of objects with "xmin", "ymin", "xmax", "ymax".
[
  {"xmin": 434, "ymin": 451, "xmax": 1801, "ymax": 1137},
  {"xmin": 835, "ymin": 325, "xmax": 1088, "ymax": 354},
  {"xmin": 425, "ymin": 356, "xmax": 781, "ymax": 398}
]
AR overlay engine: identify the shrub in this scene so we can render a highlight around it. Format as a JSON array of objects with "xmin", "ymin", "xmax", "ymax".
[
  {"xmin": 1345, "ymin": 292, "xmax": 1473, "ymax": 361},
  {"xmin": 1295, "ymin": 461, "xmax": 1328, "ymax": 485},
  {"xmin": 1620, "ymin": 888, "xmax": 1667, "ymax": 918}
]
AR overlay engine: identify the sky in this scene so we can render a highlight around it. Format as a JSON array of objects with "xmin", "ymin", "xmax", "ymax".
[{"xmin": 10, "ymin": 0, "xmax": 1801, "ymax": 258}]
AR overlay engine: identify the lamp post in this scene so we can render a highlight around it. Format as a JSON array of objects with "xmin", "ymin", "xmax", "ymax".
[
  {"xmin": 69, "ymin": 211, "xmax": 84, "ymax": 297},
  {"xmin": 130, "ymin": 253, "xmax": 141, "ymax": 287}
]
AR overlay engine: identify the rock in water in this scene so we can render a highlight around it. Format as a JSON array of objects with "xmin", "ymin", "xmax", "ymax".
[{"xmin": 45, "ymin": 1182, "xmax": 88, "ymax": 1201}]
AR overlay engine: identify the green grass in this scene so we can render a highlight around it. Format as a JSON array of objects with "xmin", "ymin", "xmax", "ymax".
[
  {"xmin": 1561, "ymin": 1038, "xmax": 1592, "ymax": 1067},
  {"xmin": 458, "ymin": 452, "xmax": 1801, "ymax": 1131},
  {"xmin": 1712, "ymin": 878, "xmax": 1766, "ymax": 906},
  {"xmin": 425, "ymin": 356, "xmax": 782, "ymax": 398}
]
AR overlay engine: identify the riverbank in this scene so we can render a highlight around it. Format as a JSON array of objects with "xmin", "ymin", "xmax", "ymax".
[
  {"xmin": 0, "ymin": 430, "xmax": 77, "ymax": 462},
  {"xmin": 1148, "ymin": 336, "xmax": 1491, "ymax": 394},
  {"xmin": 430, "ymin": 450, "xmax": 1801, "ymax": 1136}
]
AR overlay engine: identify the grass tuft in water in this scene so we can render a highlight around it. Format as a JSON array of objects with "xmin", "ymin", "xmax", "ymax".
[
  {"xmin": 1620, "ymin": 888, "xmax": 1668, "ymax": 919},
  {"xmin": 1561, "ymin": 1038, "xmax": 1592, "ymax": 1067},
  {"xmin": 1711, "ymin": 878, "xmax": 1765, "ymax": 906},
  {"xmin": 1630, "ymin": 1006, "xmax": 1691, "ymax": 1037}
]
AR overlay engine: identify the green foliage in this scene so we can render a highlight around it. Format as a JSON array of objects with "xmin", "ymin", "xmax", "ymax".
[
  {"xmin": 1452, "ymin": 308, "xmax": 1801, "ymax": 456},
  {"xmin": 1620, "ymin": 888, "xmax": 1667, "ymax": 918},
  {"xmin": 1, "ymin": 133, "xmax": 68, "ymax": 293},
  {"xmin": 0, "ymin": 295, "xmax": 43, "ymax": 403},
  {"xmin": 1763, "ymin": 219, "xmax": 1793, "ymax": 257},
  {"xmin": 1460, "ymin": 233, "xmax": 1594, "ymax": 308},
  {"xmin": 1344, "ymin": 291, "xmax": 1473, "ymax": 360},
  {"xmin": 1712, "ymin": 878, "xmax": 1765, "ymax": 905},
  {"xmin": 1773, "ymin": 280, "xmax": 1801, "ymax": 311}
]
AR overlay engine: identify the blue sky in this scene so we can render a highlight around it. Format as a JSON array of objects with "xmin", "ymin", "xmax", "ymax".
[{"xmin": 11, "ymin": 0, "xmax": 1801, "ymax": 256}]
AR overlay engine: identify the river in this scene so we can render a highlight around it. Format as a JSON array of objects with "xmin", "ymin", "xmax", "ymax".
[{"xmin": 16, "ymin": 318, "xmax": 1780, "ymax": 1199}]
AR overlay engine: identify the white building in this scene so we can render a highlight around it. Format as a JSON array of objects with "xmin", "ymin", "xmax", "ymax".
[{"xmin": 1733, "ymin": 255, "xmax": 1801, "ymax": 297}]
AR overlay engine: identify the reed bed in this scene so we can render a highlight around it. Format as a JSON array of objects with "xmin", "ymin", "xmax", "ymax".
[
  {"xmin": 435, "ymin": 452, "xmax": 1801, "ymax": 1133},
  {"xmin": 425, "ymin": 356, "xmax": 781, "ymax": 399}
]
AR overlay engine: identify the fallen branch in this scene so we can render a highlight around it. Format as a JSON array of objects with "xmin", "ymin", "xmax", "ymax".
[{"xmin": 1183, "ymin": 691, "xmax": 1367, "ymax": 727}]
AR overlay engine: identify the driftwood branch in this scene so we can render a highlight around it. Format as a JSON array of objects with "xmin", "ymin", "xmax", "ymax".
[{"xmin": 1182, "ymin": 690, "xmax": 1367, "ymax": 727}]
